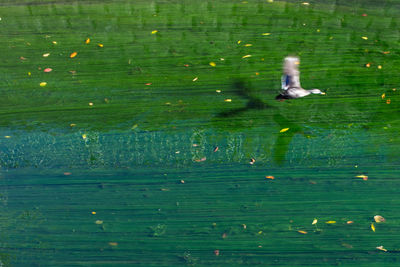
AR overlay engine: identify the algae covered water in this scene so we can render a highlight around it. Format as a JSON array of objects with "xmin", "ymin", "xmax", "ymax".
[{"xmin": 1, "ymin": 0, "xmax": 400, "ymax": 266}]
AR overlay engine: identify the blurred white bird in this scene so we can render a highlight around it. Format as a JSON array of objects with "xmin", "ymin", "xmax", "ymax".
[{"xmin": 276, "ymin": 56, "xmax": 325, "ymax": 100}]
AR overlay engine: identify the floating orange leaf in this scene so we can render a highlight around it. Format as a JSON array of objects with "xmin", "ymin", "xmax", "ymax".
[
  {"xmin": 365, "ymin": 63, "xmax": 371, "ymax": 68},
  {"xmin": 382, "ymin": 51, "xmax": 390, "ymax": 54},
  {"xmin": 298, "ymin": 230, "xmax": 307, "ymax": 234},
  {"xmin": 70, "ymin": 52, "xmax": 77, "ymax": 58},
  {"xmin": 85, "ymin": 38, "xmax": 90, "ymax": 44},
  {"xmin": 213, "ymin": 147, "xmax": 219, "ymax": 152},
  {"xmin": 347, "ymin": 221, "xmax": 354, "ymax": 224},
  {"xmin": 265, "ymin": 176, "xmax": 275, "ymax": 180},
  {"xmin": 381, "ymin": 93, "xmax": 385, "ymax": 99},
  {"xmin": 386, "ymin": 99, "xmax": 391, "ymax": 104}
]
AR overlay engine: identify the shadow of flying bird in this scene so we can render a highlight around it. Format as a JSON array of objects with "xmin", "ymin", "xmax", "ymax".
[{"xmin": 217, "ymin": 80, "xmax": 272, "ymax": 118}]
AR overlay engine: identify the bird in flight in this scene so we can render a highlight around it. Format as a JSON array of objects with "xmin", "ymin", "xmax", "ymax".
[{"xmin": 276, "ymin": 56, "xmax": 325, "ymax": 100}]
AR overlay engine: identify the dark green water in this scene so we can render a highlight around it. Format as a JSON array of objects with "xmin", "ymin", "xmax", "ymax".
[{"xmin": 1, "ymin": 0, "xmax": 400, "ymax": 266}]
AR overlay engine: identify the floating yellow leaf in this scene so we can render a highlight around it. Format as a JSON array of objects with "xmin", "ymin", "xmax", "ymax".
[
  {"xmin": 52, "ymin": 41, "xmax": 57, "ymax": 44},
  {"xmin": 242, "ymin": 55, "xmax": 251, "ymax": 58},
  {"xmin": 108, "ymin": 242, "xmax": 118, "ymax": 246},
  {"xmin": 4, "ymin": 136, "xmax": 11, "ymax": 139},
  {"xmin": 378, "ymin": 65, "xmax": 382, "ymax": 69},
  {"xmin": 355, "ymin": 175, "xmax": 368, "ymax": 180},
  {"xmin": 312, "ymin": 219, "xmax": 318, "ymax": 225},
  {"xmin": 302, "ymin": 2, "xmax": 310, "ymax": 5},
  {"xmin": 98, "ymin": 43, "xmax": 104, "ymax": 48},
  {"xmin": 28, "ymin": 72, "xmax": 31, "ymax": 76},
  {"xmin": 325, "ymin": 221, "xmax": 336, "ymax": 224},
  {"xmin": 42, "ymin": 53, "xmax": 50, "ymax": 57},
  {"xmin": 361, "ymin": 36, "xmax": 368, "ymax": 40},
  {"xmin": 216, "ymin": 90, "xmax": 221, "ymax": 93},
  {"xmin": 237, "ymin": 40, "xmax": 241, "ymax": 44},
  {"xmin": 39, "ymin": 82, "xmax": 47, "ymax": 87},
  {"xmin": 151, "ymin": 30, "xmax": 158, "ymax": 34},
  {"xmin": 244, "ymin": 44, "xmax": 252, "ymax": 47},
  {"xmin": 374, "ymin": 215, "xmax": 386, "ymax": 223},
  {"xmin": 381, "ymin": 93, "xmax": 385, "ymax": 99},
  {"xmin": 95, "ymin": 220, "xmax": 103, "ymax": 224},
  {"xmin": 85, "ymin": 38, "xmax": 90, "ymax": 44},
  {"xmin": 192, "ymin": 77, "xmax": 198, "ymax": 82},
  {"xmin": 82, "ymin": 134, "xmax": 87, "ymax": 140},
  {"xmin": 365, "ymin": 63, "xmax": 371, "ymax": 68},
  {"xmin": 91, "ymin": 211, "xmax": 96, "ymax": 214},
  {"xmin": 376, "ymin": 246, "xmax": 387, "ymax": 252},
  {"xmin": 371, "ymin": 223, "xmax": 376, "ymax": 232},
  {"xmin": 224, "ymin": 99, "xmax": 232, "ymax": 102},
  {"xmin": 262, "ymin": 33, "xmax": 271, "ymax": 36},
  {"xmin": 279, "ymin": 128, "xmax": 289, "ymax": 133},
  {"xmin": 209, "ymin": 62, "xmax": 216, "ymax": 67},
  {"xmin": 70, "ymin": 123, "xmax": 76, "ymax": 127},
  {"xmin": 298, "ymin": 230, "xmax": 307, "ymax": 234},
  {"xmin": 89, "ymin": 102, "xmax": 93, "ymax": 106},
  {"xmin": 70, "ymin": 52, "xmax": 77, "ymax": 58}
]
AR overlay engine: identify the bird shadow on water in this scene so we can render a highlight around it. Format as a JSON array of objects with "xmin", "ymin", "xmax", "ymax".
[{"xmin": 215, "ymin": 79, "xmax": 304, "ymax": 165}]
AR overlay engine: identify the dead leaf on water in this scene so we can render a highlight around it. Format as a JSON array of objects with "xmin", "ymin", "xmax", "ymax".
[
  {"xmin": 265, "ymin": 176, "xmax": 275, "ymax": 179},
  {"xmin": 262, "ymin": 33, "xmax": 271, "ymax": 36},
  {"xmin": 209, "ymin": 62, "xmax": 216, "ymax": 67},
  {"xmin": 381, "ymin": 93, "xmax": 385, "ymax": 99},
  {"xmin": 108, "ymin": 242, "xmax": 118, "ymax": 246},
  {"xmin": 374, "ymin": 215, "xmax": 386, "ymax": 223},
  {"xmin": 376, "ymin": 246, "xmax": 387, "ymax": 252},
  {"xmin": 43, "ymin": 53, "xmax": 50, "ymax": 57},
  {"xmin": 371, "ymin": 223, "xmax": 376, "ymax": 232},
  {"xmin": 224, "ymin": 99, "xmax": 232, "ymax": 102},
  {"xmin": 361, "ymin": 36, "xmax": 368, "ymax": 40},
  {"xmin": 386, "ymin": 99, "xmax": 391, "ymax": 104},
  {"xmin": 312, "ymin": 219, "xmax": 318, "ymax": 225},
  {"xmin": 355, "ymin": 175, "xmax": 368, "ymax": 180},
  {"xmin": 298, "ymin": 230, "xmax": 307, "ymax": 234},
  {"xmin": 192, "ymin": 77, "xmax": 198, "ymax": 82},
  {"xmin": 242, "ymin": 55, "xmax": 251, "ymax": 58},
  {"xmin": 151, "ymin": 30, "xmax": 158, "ymax": 34},
  {"xmin": 39, "ymin": 82, "xmax": 47, "ymax": 87},
  {"xmin": 95, "ymin": 220, "xmax": 103, "ymax": 224},
  {"xmin": 280, "ymin": 128, "xmax": 289, "ymax": 133},
  {"xmin": 70, "ymin": 52, "xmax": 77, "ymax": 58},
  {"xmin": 85, "ymin": 38, "xmax": 90, "ymax": 44}
]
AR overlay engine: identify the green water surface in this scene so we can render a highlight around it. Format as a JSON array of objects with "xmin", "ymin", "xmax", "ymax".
[{"xmin": 1, "ymin": 0, "xmax": 400, "ymax": 266}]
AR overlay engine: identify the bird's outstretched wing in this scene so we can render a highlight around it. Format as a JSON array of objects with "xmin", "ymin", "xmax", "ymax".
[{"xmin": 281, "ymin": 56, "xmax": 301, "ymax": 90}]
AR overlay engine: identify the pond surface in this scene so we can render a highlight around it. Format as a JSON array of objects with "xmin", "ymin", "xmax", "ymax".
[{"xmin": 1, "ymin": 0, "xmax": 400, "ymax": 266}]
